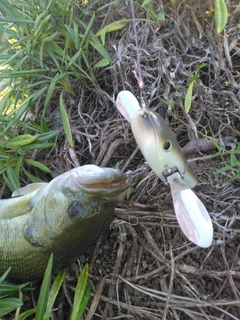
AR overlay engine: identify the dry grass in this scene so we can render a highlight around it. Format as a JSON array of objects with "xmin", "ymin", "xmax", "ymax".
[{"xmin": 27, "ymin": 0, "xmax": 240, "ymax": 319}]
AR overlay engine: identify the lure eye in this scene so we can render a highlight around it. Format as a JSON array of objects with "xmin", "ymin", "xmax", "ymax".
[
  {"xmin": 68, "ymin": 202, "xmax": 85, "ymax": 219},
  {"xmin": 163, "ymin": 140, "xmax": 172, "ymax": 152}
]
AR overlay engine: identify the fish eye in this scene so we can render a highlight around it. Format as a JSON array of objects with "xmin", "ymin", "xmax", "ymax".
[
  {"xmin": 68, "ymin": 202, "xmax": 85, "ymax": 219},
  {"xmin": 163, "ymin": 140, "xmax": 172, "ymax": 152}
]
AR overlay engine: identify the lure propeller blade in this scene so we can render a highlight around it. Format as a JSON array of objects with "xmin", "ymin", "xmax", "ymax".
[
  {"xmin": 116, "ymin": 90, "xmax": 140, "ymax": 123},
  {"xmin": 167, "ymin": 172, "xmax": 213, "ymax": 248}
]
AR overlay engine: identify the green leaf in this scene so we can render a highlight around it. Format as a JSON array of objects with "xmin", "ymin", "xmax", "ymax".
[
  {"xmin": 34, "ymin": 14, "xmax": 51, "ymax": 39},
  {"xmin": 66, "ymin": 48, "xmax": 83, "ymax": 70},
  {"xmin": 2, "ymin": 88, "xmax": 47, "ymax": 135},
  {"xmin": 0, "ymin": 69, "xmax": 50, "ymax": 79},
  {"xmin": 216, "ymin": 166, "xmax": 233, "ymax": 173},
  {"xmin": 212, "ymin": 141, "xmax": 223, "ymax": 152},
  {"xmin": 0, "ymin": 17, "xmax": 33, "ymax": 23},
  {"xmin": 67, "ymin": 14, "xmax": 95, "ymax": 69},
  {"xmin": 230, "ymin": 151, "xmax": 236, "ymax": 167},
  {"xmin": 22, "ymin": 167, "xmax": 44, "ymax": 183},
  {"xmin": 43, "ymin": 80, "xmax": 57, "ymax": 116},
  {"xmin": 35, "ymin": 254, "xmax": 53, "ymax": 320},
  {"xmin": 0, "ymin": 298, "xmax": 23, "ymax": 317},
  {"xmin": 93, "ymin": 58, "xmax": 110, "ymax": 69},
  {"xmin": 34, "ymin": 131, "xmax": 58, "ymax": 143},
  {"xmin": 59, "ymin": 92, "xmax": 74, "ymax": 147},
  {"xmin": 96, "ymin": 20, "xmax": 129, "ymax": 46},
  {"xmin": 45, "ymin": 269, "xmax": 66, "ymax": 318},
  {"xmin": 70, "ymin": 264, "xmax": 91, "ymax": 320},
  {"xmin": 89, "ymin": 35, "xmax": 111, "ymax": 63},
  {"xmin": 0, "ymin": 268, "xmax": 11, "ymax": 284},
  {"xmin": 188, "ymin": 73, "xmax": 199, "ymax": 84},
  {"xmin": 18, "ymin": 309, "xmax": 36, "ymax": 320},
  {"xmin": 142, "ymin": 0, "xmax": 152, "ymax": 6},
  {"xmin": 184, "ymin": 81, "xmax": 195, "ymax": 113},
  {"xmin": 5, "ymin": 135, "xmax": 37, "ymax": 150},
  {"xmin": 21, "ymin": 142, "xmax": 55, "ymax": 150},
  {"xmin": 0, "ymin": 283, "xmax": 28, "ymax": 298},
  {"xmin": 236, "ymin": 143, "xmax": 240, "ymax": 153},
  {"xmin": 65, "ymin": 23, "xmax": 79, "ymax": 49},
  {"xmin": 156, "ymin": 11, "xmax": 165, "ymax": 22},
  {"xmin": 0, "ymin": 147, "xmax": 13, "ymax": 160},
  {"xmin": 214, "ymin": 0, "xmax": 228, "ymax": 34},
  {"xmin": 24, "ymin": 159, "xmax": 51, "ymax": 173},
  {"xmin": 0, "ymin": 0, "xmax": 23, "ymax": 18},
  {"xmin": 195, "ymin": 63, "xmax": 207, "ymax": 74},
  {"xmin": 6, "ymin": 162, "xmax": 20, "ymax": 191},
  {"xmin": 126, "ymin": 187, "xmax": 131, "ymax": 200}
]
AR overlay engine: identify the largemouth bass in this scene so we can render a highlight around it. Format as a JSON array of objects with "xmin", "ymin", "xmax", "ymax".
[{"xmin": 0, "ymin": 165, "xmax": 132, "ymax": 281}]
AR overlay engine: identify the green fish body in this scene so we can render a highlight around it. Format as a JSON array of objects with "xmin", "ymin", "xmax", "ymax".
[{"xmin": 0, "ymin": 165, "xmax": 131, "ymax": 281}]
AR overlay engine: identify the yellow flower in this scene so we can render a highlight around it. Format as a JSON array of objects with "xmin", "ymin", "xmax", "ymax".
[{"xmin": 82, "ymin": 0, "xmax": 88, "ymax": 5}]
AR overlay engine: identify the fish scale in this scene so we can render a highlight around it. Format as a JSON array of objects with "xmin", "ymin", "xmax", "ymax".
[{"xmin": 1, "ymin": 214, "xmax": 49, "ymax": 280}]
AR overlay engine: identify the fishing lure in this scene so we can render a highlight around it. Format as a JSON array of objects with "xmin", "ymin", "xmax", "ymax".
[{"xmin": 116, "ymin": 90, "xmax": 213, "ymax": 248}]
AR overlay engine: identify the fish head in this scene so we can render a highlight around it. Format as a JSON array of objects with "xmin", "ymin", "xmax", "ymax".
[
  {"xmin": 24, "ymin": 165, "xmax": 132, "ymax": 266},
  {"xmin": 131, "ymin": 109, "xmax": 198, "ymax": 188}
]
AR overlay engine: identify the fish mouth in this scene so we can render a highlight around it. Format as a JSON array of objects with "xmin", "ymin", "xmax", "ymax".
[
  {"xmin": 75, "ymin": 165, "xmax": 146, "ymax": 197},
  {"xmin": 81, "ymin": 167, "xmax": 145, "ymax": 190},
  {"xmin": 73, "ymin": 166, "xmax": 132, "ymax": 196},
  {"xmin": 81, "ymin": 180, "xmax": 128, "ymax": 189},
  {"xmin": 80, "ymin": 176, "xmax": 132, "ymax": 197}
]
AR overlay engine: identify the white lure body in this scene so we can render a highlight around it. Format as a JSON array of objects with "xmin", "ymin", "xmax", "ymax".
[{"xmin": 116, "ymin": 90, "xmax": 213, "ymax": 248}]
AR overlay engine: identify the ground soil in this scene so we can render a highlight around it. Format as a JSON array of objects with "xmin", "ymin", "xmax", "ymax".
[{"xmin": 14, "ymin": 0, "xmax": 240, "ymax": 319}]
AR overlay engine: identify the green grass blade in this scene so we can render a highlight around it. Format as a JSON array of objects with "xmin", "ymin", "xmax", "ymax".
[
  {"xmin": 21, "ymin": 142, "xmax": 55, "ymax": 151},
  {"xmin": 67, "ymin": 13, "xmax": 95, "ymax": 69},
  {"xmin": 0, "ymin": 0, "xmax": 23, "ymax": 18},
  {"xmin": 0, "ymin": 298, "xmax": 23, "ymax": 317},
  {"xmin": 5, "ymin": 134, "xmax": 37, "ymax": 150},
  {"xmin": 0, "ymin": 69, "xmax": 52, "ymax": 79},
  {"xmin": 95, "ymin": 20, "xmax": 129, "ymax": 46},
  {"xmin": 184, "ymin": 81, "xmax": 194, "ymax": 114},
  {"xmin": 89, "ymin": 35, "xmax": 111, "ymax": 63},
  {"xmin": 0, "ymin": 283, "xmax": 28, "ymax": 298},
  {"xmin": 70, "ymin": 264, "xmax": 91, "ymax": 320},
  {"xmin": 0, "ymin": 268, "xmax": 11, "ymax": 284},
  {"xmin": 2, "ymin": 88, "xmax": 47, "ymax": 134},
  {"xmin": 43, "ymin": 80, "xmax": 57, "ymax": 117},
  {"xmin": 24, "ymin": 159, "xmax": 51, "ymax": 173},
  {"xmin": 79, "ymin": 13, "xmax": 95, "ymax": 49},
  {"xmin": 35, "ymin": 254, "xmax": 53, "ymax": 320},
  {"xmin": 0, "ymin": 17, "xmax": 34, "ymax": 23},
  {"xmin": 215, "ymin": 0, "xmax": 228, "ymax": 34},
  {"xmin": 59, "ymin": 92, "xmax": 73, "ymax": 147},
  {"xmin": 22, "ymin": 167, "xmax": 44, "ymax": 183},
  {"xmin": 6, "ymin": 162, "xmax": 20, "ymax": 191},
  {"xmin": 93, "ymin": 58, "xmax": 111, "ymax": 69},
  {"xmin": 34, "ymin": 14, "xmax": 51, "ymax": 38},
  {"xmin": 34, "ymin": 131, "xmax": 59, "ymax": 142},
  {"xmin": 18, "ymin": 309, "xmax": 36, "ymax": 320},
  {"xmin": 45, "ymin": 269, "xmax": 66, "ymax": 318},
  {"xmin": 66, "ymin": 48, "xmax": 83, "ymax": 69}
]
